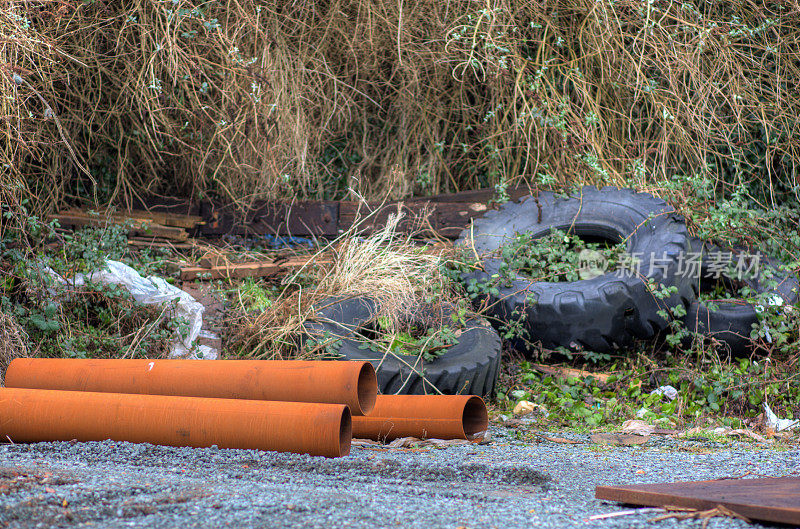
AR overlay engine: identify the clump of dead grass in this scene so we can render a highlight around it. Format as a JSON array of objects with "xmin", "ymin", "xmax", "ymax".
[
  {"xmin": 4, "ymin": 1, "xmax": 799, "ymax": 217},
  {"xmin": 0, "ymin": 309, "xmax": 28, "ymax": 386},
  {"xmin": 228, "ymin": 212, "xmax": 454, "ymax": 359},
  {"xmin": 313, "ymin": 216, "xmax": 445, "ymax": 318}
]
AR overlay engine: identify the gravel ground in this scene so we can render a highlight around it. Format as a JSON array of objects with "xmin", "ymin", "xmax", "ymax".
[{"xmin": 0, "ymin": 427, "xmax": 797, "ymax": 529}]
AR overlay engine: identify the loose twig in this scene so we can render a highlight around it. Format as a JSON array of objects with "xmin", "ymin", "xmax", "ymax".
[{"xmin": 650, "ymin": 505, "xmax": 751, "ymax": 529}]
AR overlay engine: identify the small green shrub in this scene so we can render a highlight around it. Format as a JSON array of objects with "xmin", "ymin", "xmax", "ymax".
[
  {"xmin": 0, "ymin": 213, "xmax": 184, "ymax": 360},
  {"xmin": 354, "ymin": 315, "xmax": 461, "ymax": 363},
  {"xmin": 498, "ymin": 354, "xmax": 800, "ymax": 429},
  {"xmin": 497, "ymin": 229, "xmax": 627, "ymax": 283},
  {"xmin": 2, "ymin": 281, "xmax": 184, "ymax": 359}
]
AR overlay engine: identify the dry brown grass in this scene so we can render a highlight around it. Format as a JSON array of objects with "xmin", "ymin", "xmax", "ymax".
[
  {"xmin": 228, "ymin": 212, "xmax": 455, "ymax": 359},
  {"xmin": 0, "ymin": 309, "xmax": 28, "ymax": 386},
  {"xmin": 2, "ymin": 1, "xmax": 798, "ymax": 215}
]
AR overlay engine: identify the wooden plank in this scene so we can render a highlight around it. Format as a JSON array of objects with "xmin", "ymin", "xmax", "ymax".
[
  {"xmin": 339, "ymin": 200, "xmax": 492, "ymax": 238},
  {"xmin": 200, "ymin": 201, "xmax": 339, "ymax": 237},
  {"xmin": 51, "ymin": 213, "xmax": 189, "ymax": 240},
  {"xmin": 52, "ymin": 209, "xmax": 200, "ymax": 228},
  {"xmin": 180, "ymin": 262, "xmax": 282, "ymax": 281},
  {"xmin": 531, "ymin": 364, "xmax": 611, "ymax": 383},
  {"xmin": 434, "ymin": 202, "xmax": 491, "ymax": 238},
  {"xmin": 121, "ymin": 210, "xmax": 202, "ymax": 229},
  {"xmin": 180, "ymin": 255, "xmax": 330, "ymax": 281},
  {"xmin": 127, "ymin": 239, "xmax": 198, "ymax": 250},
  {"xmin": 250, "ymin": 202, "xmax": 339, "ymax": 236},
  {"xmin": 338, "ymin": 202, "xmax": 433, "ymax": 236},
  {"xmin": 596, "ymin": 477, "xmax": 800, "ymax": 525},
  {"xmin": 195, "ymin": 189, "xmax": 531, "ymax": 238}
]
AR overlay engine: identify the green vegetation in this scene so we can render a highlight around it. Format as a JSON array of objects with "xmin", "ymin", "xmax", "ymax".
[
  {"xmin": 0, "ymin": 215, "xmax": 184, "ymax": 360},
  {"xmin": 233, "ymin": 278, "xmax": 282, "ymax": 313},
  {"xmin": 497, "ymin": 355, "xmax": 799, "ymax": 429},
  {"xmin": 449, "ymin": 229, "xmax": 628, "ymax": 295},
  {"xmin": 4, "ymin": 282, "xmax": 185, "ymax": 360},
  {"xmin": 499, "ymin": 229, "xmax": 627, "ymax": 283},
  {"xmin": 227, "ymin": 216, "xmax": 467, "ymax": 360},
  {"xmin": 657, "ymin": 255, "xmax": 799, "ymax": 357},
  {"xmin": 357, "ymin": 316, "xmax": 460, "ymax": 363}
]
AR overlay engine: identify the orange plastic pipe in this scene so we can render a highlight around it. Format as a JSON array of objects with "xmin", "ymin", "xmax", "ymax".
[
  {"xmin": 0, "ymin": 388, "xmax": 351, "ymax": 457},
  {"xmin": 5, "ymin": 358, "xmax": 376, "ymax": 415},
  {"xmin": 352, "ymin": 395, "xmax": 488, "ymax": 441}
]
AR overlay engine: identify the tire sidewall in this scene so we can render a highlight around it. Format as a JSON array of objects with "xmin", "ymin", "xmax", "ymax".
[
  {"xmin": 304, "ymin": 297, "xmax": 502, "ymax": 395},
  {"xmin": 458, "ymin": 186, "xmax": 694, "ymax": 351}
]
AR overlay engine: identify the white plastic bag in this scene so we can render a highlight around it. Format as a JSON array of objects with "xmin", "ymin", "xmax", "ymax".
[
  {"xmin": 46, "ymin": 260, "xmax": 217, "ymax": 360},
  {"xmin": 649, "ymin": 385, "xmax": 678, "ymax": 401},
  {"xmin": 764, "ymin": 402, "xmax": 799, "ymax": 431}
]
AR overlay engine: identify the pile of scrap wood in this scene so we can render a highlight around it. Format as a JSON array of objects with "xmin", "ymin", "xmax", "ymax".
[
  {"xmin": 50, "ymin": 209, "xmax": 202, "ymax": 249},
  {"xmin": 50, "ymin": 208, "xmax": 328, "ymax": 282},
  {"xmin": 50, "ymin": 186, "xmax": 521, "ymax": 281}
]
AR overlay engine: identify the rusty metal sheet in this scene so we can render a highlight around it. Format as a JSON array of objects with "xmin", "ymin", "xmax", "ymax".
[{"xmin": 596, "ymin": 476, "xmax": 800, "ymax": 525}]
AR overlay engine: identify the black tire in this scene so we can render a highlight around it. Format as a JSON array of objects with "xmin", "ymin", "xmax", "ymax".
[
  {"xmin": 303, "ymin": 297, "xmax": 502, "ymax": 396},
  {"xmin": 456, "ymin": 186, "xmax": 695, "ymax": 352},
  {"xmin": 682, "ymin": 239, "xmax": 799, "ymax": 356}
]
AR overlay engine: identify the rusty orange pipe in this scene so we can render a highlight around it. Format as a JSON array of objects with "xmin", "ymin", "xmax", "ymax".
[
  {"xmin": 352, "ymin": 395, "xmax": 488, "ymax": 442},
  {"xmin": 0, "ymin": 388, "xmax": 351, "ymax": 457},
  {"xmin": 5, "ymin": 358, "xmax": 376, "ymax": 415}
]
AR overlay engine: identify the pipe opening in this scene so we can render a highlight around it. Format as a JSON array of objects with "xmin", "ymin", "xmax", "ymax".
[
  {"xmin": 356, "ymin": 363, "xmax": 377, "ymax": 415},
  {"xmin": 339, "ymin": 406, "xmax": 352, "ymax": 457},
  {"xmin": 462, "ymin": 396, "xmax": 488, "ymax": 439}
]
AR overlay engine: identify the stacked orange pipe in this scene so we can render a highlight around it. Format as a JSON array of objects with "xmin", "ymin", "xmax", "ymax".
[
  {"xmin": 5, "ymin": 359, "xmax": 487, "ymax": 449},
  {"xmin": 352, "ymin": 395, "xmax": 488, "ymax": 441},
  {"xmin": 5, "ymin": 358, "xmax": 377, "ymax": 415},
  {"xmin": 0, "ymin": 387, "xmax": 351, "ymax": 457}
]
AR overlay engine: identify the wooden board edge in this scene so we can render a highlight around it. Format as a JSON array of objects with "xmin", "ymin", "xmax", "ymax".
[{"xmin": 595, "ymin": 485, "xmax": 800, "ymax": 525}]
